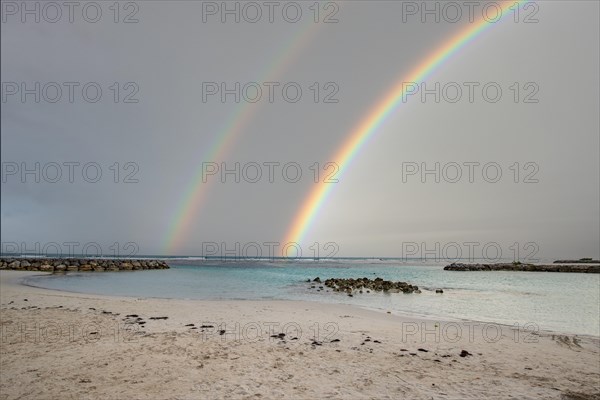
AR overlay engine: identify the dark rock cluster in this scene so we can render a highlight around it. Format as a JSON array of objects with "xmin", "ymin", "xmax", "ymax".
[
  {"xmin": 444, "ymin": 262, "xmax": 599, "ymax": 273},
  {"xmin": 319, "ymin": 277, "xmax": 421, "ymax": 294},
  {"xmin": 0, "ymin": 258, "xmax": 170, "ymax": 272}
]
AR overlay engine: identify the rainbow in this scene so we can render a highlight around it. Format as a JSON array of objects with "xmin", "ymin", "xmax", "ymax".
[
  {"xmin": 164, "ymin": 17, "xmax": 325, "ymax": 254},
  {"xmin": 284, "ymin": 0, "xmax": 529, "ymax": 246}
]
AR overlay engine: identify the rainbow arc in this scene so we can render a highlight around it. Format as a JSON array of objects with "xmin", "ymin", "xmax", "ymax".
[{"xmin": 283, "ymin": 0, "xmax": 529, "ymax": 246}]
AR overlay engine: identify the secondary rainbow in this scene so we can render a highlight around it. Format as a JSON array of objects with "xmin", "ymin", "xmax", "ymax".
[
  {"xmin": 163, "ymin": 17, "xmax": 325, "ymax": 254},
  {"xmin": 284, "ymin": 0, "xmax": 529, "ymax": 246}
]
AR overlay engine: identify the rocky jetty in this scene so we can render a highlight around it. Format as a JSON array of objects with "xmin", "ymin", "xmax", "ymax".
[
  {"xmin": 0, "ymin": 258, "xmax": 169, "ymax": 272},
  {"xmin": 444, "ymin": 262, "xmax": 599, "ymax": 273},
  {"xmin": 319, "ymin": 277, "xmax": 421, "ymax": 294}
]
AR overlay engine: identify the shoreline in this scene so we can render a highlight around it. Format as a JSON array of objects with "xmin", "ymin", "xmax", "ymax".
[
  {"xmin": 14, "ymin": 270, "xmax": 600, "ymax": 339},
  {"xmin": 2, "ymin": 270, "xmax": 599, "ymax": 399}
]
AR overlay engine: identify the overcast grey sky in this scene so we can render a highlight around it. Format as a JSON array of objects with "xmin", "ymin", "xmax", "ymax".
[{"xmin": 1, "ymin": 1, "xmax": 598, "ymax": 259}]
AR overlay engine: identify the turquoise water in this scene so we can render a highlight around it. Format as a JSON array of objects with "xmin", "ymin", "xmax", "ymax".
[{"xmin": 23, "ymin": 260, "xmax": 600, "ymax": 336}]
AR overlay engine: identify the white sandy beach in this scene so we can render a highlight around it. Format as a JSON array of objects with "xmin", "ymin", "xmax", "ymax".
[{"xmin": 1, "ymin": 270, "xmax": 599, "ymax": 400}]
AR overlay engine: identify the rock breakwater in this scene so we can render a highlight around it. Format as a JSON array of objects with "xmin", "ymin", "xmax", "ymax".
[
  {"xmin": 444, "ymin": 262, "xmax": 599, "ymax": 273},
  {"xmin": 0, "ymin": 258, "xmax": 170, "ymax": 272}
]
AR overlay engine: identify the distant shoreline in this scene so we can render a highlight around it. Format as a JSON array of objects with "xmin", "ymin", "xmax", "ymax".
[{"xmin": 3, "ymin": 257, "xmax": 600, "ymax": 275}]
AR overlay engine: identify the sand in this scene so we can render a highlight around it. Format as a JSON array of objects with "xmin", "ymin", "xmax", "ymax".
[{"xmin": 1, "ymin": 270, "xmax": 599, "ymax": 399}]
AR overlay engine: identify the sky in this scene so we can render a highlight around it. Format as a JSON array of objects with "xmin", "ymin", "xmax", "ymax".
[{"xmin": 1, "ymin": 1, "xmax": 599, "ymax": 260}]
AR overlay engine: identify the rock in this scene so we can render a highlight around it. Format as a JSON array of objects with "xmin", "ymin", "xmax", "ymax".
[
  {"xmin": 120, "ymin": 263, "xmax": 133, "ymax": 270},
  {"xmin": 313, "ymin": 277, "xmax": 321, "ymax": 283},
  {"xmin": 8, "ymin": 261, "xmax": 20, "ymax": 269},
  {"xmin": 79, "ymin": 264, "xmax": 93, "ymax": 272},
  {"xmin": 436, "ymin": 289, "xmax": 444, "ymax": 294},
  {"xmin": 459, "ymin": 350, "xmax": 472, "ymax": 357},
  {"xmin": 66, "ymin": 265, "xmax": 79, "ymax": 271},
  {"xmin": 40, "ymin": 264, "xmax": 54, "ymax": 272}
]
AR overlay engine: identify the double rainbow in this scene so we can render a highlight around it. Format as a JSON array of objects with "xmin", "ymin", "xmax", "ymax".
[{"xmin": 284, "ymin": 0, "xmax": 529, "ymax": 246}]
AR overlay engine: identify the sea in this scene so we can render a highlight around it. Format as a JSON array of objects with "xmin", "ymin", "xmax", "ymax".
[{"xmin": 19, "ymin": 257, "xmax": 600, "ymax": 336}]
